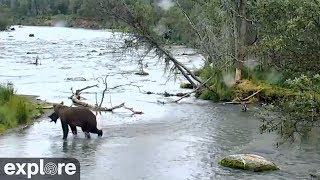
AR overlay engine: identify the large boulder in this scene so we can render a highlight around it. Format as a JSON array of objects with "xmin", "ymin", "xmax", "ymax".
[{"xmin": 219, "ymin": 154, "xmax": 279, "ymax": 172}]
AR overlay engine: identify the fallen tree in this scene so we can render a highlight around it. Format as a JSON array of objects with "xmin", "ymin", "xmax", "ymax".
[{"xmin": 94, "ymin": 0, "xmax": 204, "ymax": 88}]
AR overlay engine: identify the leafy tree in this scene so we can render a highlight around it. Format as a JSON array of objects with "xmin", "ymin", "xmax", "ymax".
[{"xmin": 249, "ymin": 0, "xmax": 320, "ymax": 77}]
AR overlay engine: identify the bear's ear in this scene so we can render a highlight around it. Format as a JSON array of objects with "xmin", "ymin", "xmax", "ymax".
[{"xmin": 60, "ymin": 101, "xmax": 64, "ymax": 105}]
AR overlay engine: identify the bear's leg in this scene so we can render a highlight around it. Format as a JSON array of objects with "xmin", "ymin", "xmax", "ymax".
[
  {"xmin": 61, "ymin": 122, "xmax": 69, "ymax": 139},
  {"xmin": 70, "ymin": 125, "xmax": 77, "ymax": 135},
  {"xmin": 81, "ymin": 127, "xmax": 91, "ymax": 139},
  {"xmin": 90, "ymin": 127, "xmax": 103, "ymax": 137}
]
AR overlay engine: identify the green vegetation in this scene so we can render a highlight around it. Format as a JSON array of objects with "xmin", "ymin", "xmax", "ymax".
[
  {"xmin": 0, "ymin": 0, "xmax": 123, "ymax": 29},
  {"xmin": 0, "ymin": 83, "xmax": 43, "ymax": 133}
]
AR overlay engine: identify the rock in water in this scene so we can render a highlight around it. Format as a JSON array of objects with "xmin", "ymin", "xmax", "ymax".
[
  {"xmin": 219, "ymin": 154, "xmax": 279, "ymax": 172},
  {"xmin": 66, "ymin": 77, "xmax": 87, "ymax": 81}
]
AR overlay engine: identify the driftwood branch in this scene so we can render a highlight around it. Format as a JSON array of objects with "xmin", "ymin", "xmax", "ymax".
[
  {"xmin": 222, "ymin": 89, "xmax": 263, "ymax": 112},
  {"xmin": 223, "ymin": 101, "xmax": 251, "ymax": 105},
  {"xmin": 75, "ymin": 84, "xmax": 98, "ymax": 95},
  {"xmin": 241, "ymin": 89, "xmax": 262, "ymax": 101},
  {"xmin": 108, "ymin": 84, "xmax": 143, "ymax": 91},
  {"xmin": 223, "ymin": 89, "xmax": 263, "ymax": 105},
  {"xmin": 123, "ymin": 105, "xmax": 144, "ymax": 115},
  {"xmin": 144, "ymin": 91, "xmax": 190, "ymax": 98},
  {"xmin": 98, "ymin": 76, "xmax": 108, "ymax": 107},
  {"xmin": 69, "ymin": 81, "xmax": 143, "ymax": 115}
]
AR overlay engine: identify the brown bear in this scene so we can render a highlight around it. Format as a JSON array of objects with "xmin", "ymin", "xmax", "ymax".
[{"xmin": 50, "ymin": 102, "xmax": 103, "ymax": 139}]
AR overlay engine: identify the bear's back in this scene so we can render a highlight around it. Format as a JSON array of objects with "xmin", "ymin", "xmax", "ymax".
[{"xmin": 58, "ymin": 106, "xmax": 96, "ymax": 124}]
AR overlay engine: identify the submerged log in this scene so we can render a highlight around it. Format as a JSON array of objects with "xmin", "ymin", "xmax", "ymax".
[
  {"xmin": 134, "ymin": 71, "xmax": 149, "ymax": 76},
  {"xmin": 144, "ymin": 91, "xmax": 190, "ymax": 98}
]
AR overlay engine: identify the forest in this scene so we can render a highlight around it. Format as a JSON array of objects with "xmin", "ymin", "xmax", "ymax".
[{"xmin": 1, "ymin": 0, "xmax": 320, "ymax": 142}]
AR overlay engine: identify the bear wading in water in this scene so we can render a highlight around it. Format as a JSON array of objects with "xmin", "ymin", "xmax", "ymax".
[{"xmin": 49, "ymin": 102, "xmax": 103, "ymax": 139}]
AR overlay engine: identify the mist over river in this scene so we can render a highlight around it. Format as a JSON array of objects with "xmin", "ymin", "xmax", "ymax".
[{"xmin": 0, "ymin": 26, "xmax": 319, "ymax": 180}]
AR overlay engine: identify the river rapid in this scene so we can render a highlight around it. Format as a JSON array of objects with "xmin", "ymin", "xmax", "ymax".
[{"xmin": 0, "ymin": 26, "xmax": 319, "ymax": 180}]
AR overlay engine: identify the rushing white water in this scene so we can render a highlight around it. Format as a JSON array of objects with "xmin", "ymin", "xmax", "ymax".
[{"xmin": 0, "ymin": 26, "xmax": 319, "ymax": 180}]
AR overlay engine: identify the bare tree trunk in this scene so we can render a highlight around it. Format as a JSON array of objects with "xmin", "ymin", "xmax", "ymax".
[
  {"xmin": 234, "ymin": 0, "xmax": 247, "ymax": 82},
  {"xmin": 233, "ymin": 5, "xmax": 240, "ymax": 82}
]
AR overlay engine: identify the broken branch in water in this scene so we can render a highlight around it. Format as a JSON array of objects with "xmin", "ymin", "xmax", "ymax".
[
  {"xmin": 144, "ymin": 91, "xmax": 190, "ymax": 98},
  {"xmin": 69, "ymin": 76, "xmax": 143, "ymax": 115},
  {"xmin": 98, "ymin": 76, "xmax": 108, "ymax": 108},
  {"xmin": 123, "ymin": 105, "xmax": 144, "ymax": 115},
  {"xmin": 75, "ymin": 84, "xmax": 99, "ymax": 95}
]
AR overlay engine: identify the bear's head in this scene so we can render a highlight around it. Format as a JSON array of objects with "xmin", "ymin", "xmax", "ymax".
[
  {"xmin": 49, "ymin": 101, "xmax": 65, "ymax": 123},
  {"xmin": 48, "ymin": 111, "xmax": 59, "ymax": 123}
]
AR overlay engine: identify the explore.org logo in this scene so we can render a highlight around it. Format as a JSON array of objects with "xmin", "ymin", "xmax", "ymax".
[{"xmin": 0, "ymin": 158, "xmax": 80, "ymax": 180}]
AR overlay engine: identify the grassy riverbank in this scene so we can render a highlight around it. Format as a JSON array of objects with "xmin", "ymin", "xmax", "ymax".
[
  {"xmin": 0, "ymin": 83, "xmax": 49, "ymax": 134},
  {"xmin": 195, "ymin": 67, "xmax": 294, "ymax": 104}
]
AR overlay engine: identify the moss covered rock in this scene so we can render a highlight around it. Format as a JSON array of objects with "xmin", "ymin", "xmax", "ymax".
[{"xmin": 219, "ymin": 154, "xmax": 279, "ymax": 172}]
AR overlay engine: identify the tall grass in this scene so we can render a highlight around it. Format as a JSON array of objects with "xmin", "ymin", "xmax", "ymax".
[
  {"xmin": 0, "ymin": 83, "xmax": 42, "ymax": 133},
  {"xmin": 0, "ymin": 83, "xmax": 14, "ymax": 103},
  {"xmin": 7, "ymin": 97, "xmax": 29, "ymax": 124}
]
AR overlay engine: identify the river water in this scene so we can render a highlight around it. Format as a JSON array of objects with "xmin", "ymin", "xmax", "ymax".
[{"xmin": 0, "ymin": 26, "xmax": 319, "ymax": 180}]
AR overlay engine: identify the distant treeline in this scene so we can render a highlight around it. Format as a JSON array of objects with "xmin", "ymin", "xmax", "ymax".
[
  {"xmin": 0, "ymin": 0, "xmax": 112, "ymax": 29},
  {"xmin": 0, "ymin": 0, "xmax": 91, "ymax": 17}
]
